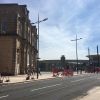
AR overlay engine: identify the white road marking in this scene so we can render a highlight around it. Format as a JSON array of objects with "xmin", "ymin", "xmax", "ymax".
[
  {"xmin": 97, "ymin": 78, "xmax": 100, "ymax": 79},
  {"xmin": 71, "ymin": 78, "xmax": 86, "ymax": 83},
  {"xmin": 71, "ymin": 77, "xmax": 93, "ymax": 83},
  {"xmin": 31, "ymin": 83, "xmax": 61, "ymax": 92},
  {"xmin": 0, "ymin": 95, "xmax": 9, "ymax": 99}
]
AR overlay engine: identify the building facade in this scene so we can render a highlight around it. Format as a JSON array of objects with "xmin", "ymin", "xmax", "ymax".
[
  {"xmin": 0, "ymin": 4, "xmax": 37, "ymax": 75},
  {"xmin": 87, "ymin": 55, "xmax": 100, "ymax": 66},
  {"xmin": 39, "ymin": 60, "xmax": 88, "ymax": 71}
]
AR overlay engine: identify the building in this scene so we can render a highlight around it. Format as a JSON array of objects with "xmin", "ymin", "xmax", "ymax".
[
  {"xmin": 0, "ymin": 4, "xmax": 37, "ymax": 75},
  {"xmin": 39, "ymin": 60, "xmax": 88, "ymax": 71},
  {"xmin": 87, "ymin": 55, "xmax": 100, "ymax": 67}
]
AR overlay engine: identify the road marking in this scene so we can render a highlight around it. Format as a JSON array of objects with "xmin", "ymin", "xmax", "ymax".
[
  {"xmin": 31, "ymin": 83, "xmax": 61, "ymax": 92},
  {"xmin": 0, "ymin": 95, "xmax": 9, "ymax": 99},
  {"xmin": 71, "ymin": 78, "xmax": 86, "ymax": 83},
  {"xmin": 71, "ymin": 77, "xmax": 92, "ymax": 83},
  {"xmin": 97, "ymin": 78, "xmax": 100, "ymax": 79}
]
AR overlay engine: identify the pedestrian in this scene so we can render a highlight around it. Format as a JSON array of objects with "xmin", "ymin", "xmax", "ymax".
[
  {"xmin": 33, "ymin": 67, "xmax": 36, "ymax": 75},
  {"xmin": 38, "ymin": 68, "xmax": 41, "ymax": 75}
]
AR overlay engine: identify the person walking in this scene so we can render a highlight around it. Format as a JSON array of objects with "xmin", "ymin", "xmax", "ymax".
[{"xmin": 38, "ymin": 67, "xmax": 41, "ymax": 75}]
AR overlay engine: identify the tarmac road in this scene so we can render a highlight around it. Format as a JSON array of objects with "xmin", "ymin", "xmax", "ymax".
[{"xmin": 0, "ymin": 73, "xmax": 100, "ymax": 100}]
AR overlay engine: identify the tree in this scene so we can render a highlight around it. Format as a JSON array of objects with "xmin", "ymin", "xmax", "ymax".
[{"xmin": 60, "ymin": 55, "xmax": 66, "ymax": 68}]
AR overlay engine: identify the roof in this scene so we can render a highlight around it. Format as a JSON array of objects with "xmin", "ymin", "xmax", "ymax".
[{"xmin": 87, "ymin": 54, "xmax": 100, "ymax": 57}]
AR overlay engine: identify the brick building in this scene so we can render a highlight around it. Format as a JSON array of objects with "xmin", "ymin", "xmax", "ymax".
[{"xmin": 0, "ymin": 4, "xmax": 37, "ymax": 75}]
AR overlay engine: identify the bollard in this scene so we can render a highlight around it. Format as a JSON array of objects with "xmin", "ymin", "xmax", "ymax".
[{"xmin": 0, "ymin": 80, "xmax": 3, "ymax": 83}]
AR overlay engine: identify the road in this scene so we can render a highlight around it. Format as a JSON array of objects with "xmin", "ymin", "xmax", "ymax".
[{"xmin": 0, "ymin": 73, "xmax": 100, "ymax": 100}]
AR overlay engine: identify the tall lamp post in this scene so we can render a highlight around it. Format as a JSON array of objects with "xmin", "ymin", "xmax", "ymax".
[
  {"xmin": 97, "ymin": 45, "xmax": 99, "ymax": 67},
  {"xmin": 71, "ymin": 34, "xmax": 82, "ymax": 74},
  {"xmin": 31, "ymin": 14, "xmax": 48, "ymax": 79},
  {"xmin": 88, "ymin": 48, "xmax": 90, "ymax": 67}
]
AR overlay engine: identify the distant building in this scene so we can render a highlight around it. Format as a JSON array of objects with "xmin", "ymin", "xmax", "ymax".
[
  {"xmin": 87, "ymin": 55, "xmax": 100, "ymax": 67},
  {"xmin": 39, "ymin": 60, "xmax": 88, "ymax": 71},
  {"xmin": 0, "ymin": 4, "xmax": 37, "ymax": 75}
]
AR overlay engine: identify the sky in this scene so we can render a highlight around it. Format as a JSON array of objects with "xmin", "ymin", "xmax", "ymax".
[{"xmin": 0, "ymin": 0, "xmax": 100, "ymax": 60}]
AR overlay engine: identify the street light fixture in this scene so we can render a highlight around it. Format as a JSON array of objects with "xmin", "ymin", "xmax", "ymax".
[
  {"xmin": 71, "ymin": 34, "xmax": 83, "ymax": 74},
  {"xmin": 32, "ymin": 14, "xmax": 48, "ymax": 79}
]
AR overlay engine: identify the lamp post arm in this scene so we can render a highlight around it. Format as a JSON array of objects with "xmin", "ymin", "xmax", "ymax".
[
  {"xmin": 71, "ymin": 39, "xmax": 82, "ymax": 41},
  {"xmin": 31, "ymin": 18, "xmax": 48, "ymax": 24}
]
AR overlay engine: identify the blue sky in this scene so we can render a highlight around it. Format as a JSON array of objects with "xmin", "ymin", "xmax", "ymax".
[{"xmin": 0, "ymin": 0, "xmax": 100, "ymax": 60}]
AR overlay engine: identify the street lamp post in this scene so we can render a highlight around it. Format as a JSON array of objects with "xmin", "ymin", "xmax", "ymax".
[
  {"xmin": 88, "ymin": 48, "xmax": 90, "ymax": 67},
  {"xmin": 71, "ymin": 34, "xmax": 82, "ymax": 74},
  {"xmin": 31, "ymin": 14, "xmax": 48, "ymax": 79},
  {"xmin": 97, "ymin": 45, "xmax": 99, "ymax": 67}
]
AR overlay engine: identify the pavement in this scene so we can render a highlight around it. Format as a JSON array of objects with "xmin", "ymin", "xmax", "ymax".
[
  {"xmin": 0, "ymin": 72, "xmax": 54, "ymax": 84},
  {"xmin": 0, "ymin": 71, "xmax": 100, "ymax": 100},
  {"xmin": 0, "ymin": 71, "xmax": 80, "ymax": 84},
  {"xmin": 80, "ymin": 86, "xmax": 100, "ymax": 100},
  {"xmin": 74, "ymin": 86, "xmax": 100, "ymax": 100}
]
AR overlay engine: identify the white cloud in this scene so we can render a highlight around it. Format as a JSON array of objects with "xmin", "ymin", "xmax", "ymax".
[
  {"xmin": 36, "ymin": 0, "xmax": 100, "ymax": 60},
  {"xmin": 0, "ymin": 0, "xmax": 100, "ymax": 60}
]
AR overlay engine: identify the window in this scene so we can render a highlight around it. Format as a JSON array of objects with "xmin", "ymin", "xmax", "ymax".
[
  {"xmin": 0, "ymin": 18, "xmax": 7, "ymax": 34},
  {"xmin": 17, "ymin": 14, "xmax": 22, "ymax": 36}
]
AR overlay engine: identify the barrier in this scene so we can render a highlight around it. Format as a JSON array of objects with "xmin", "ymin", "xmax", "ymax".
[
  {"xmin": 52, "ymin": 68, "xmax": 73, "ymax": 77},
  {"xmin": 95, "ymin": 67, "xmax": 100, "ymax": 74},
  {"xmin": 52, "ymin": 68, "xmax": 59, "ymax": 77},
  {"xmin": 62, "ymin": 69, "xmax": 73, "ymax": 76},
  {"xmin": 86, "ymin": 67, "xmax": 100, "ymax": 73}
]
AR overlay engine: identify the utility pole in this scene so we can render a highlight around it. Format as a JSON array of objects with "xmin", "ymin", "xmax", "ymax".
[
  {"xmin": 97, "ymin": 45, "xmax": 99, "ymax": 67},
  {"xmin": 31, "ymin": 14, "xmax": 48, "ymax": 79},
  {"xmin": 71, "ymin": 34, "xmax": 82, "ymax": 74},
  {"xmin": 88, "ymin": 48, "xmax": 90, "ymax": 66}
]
